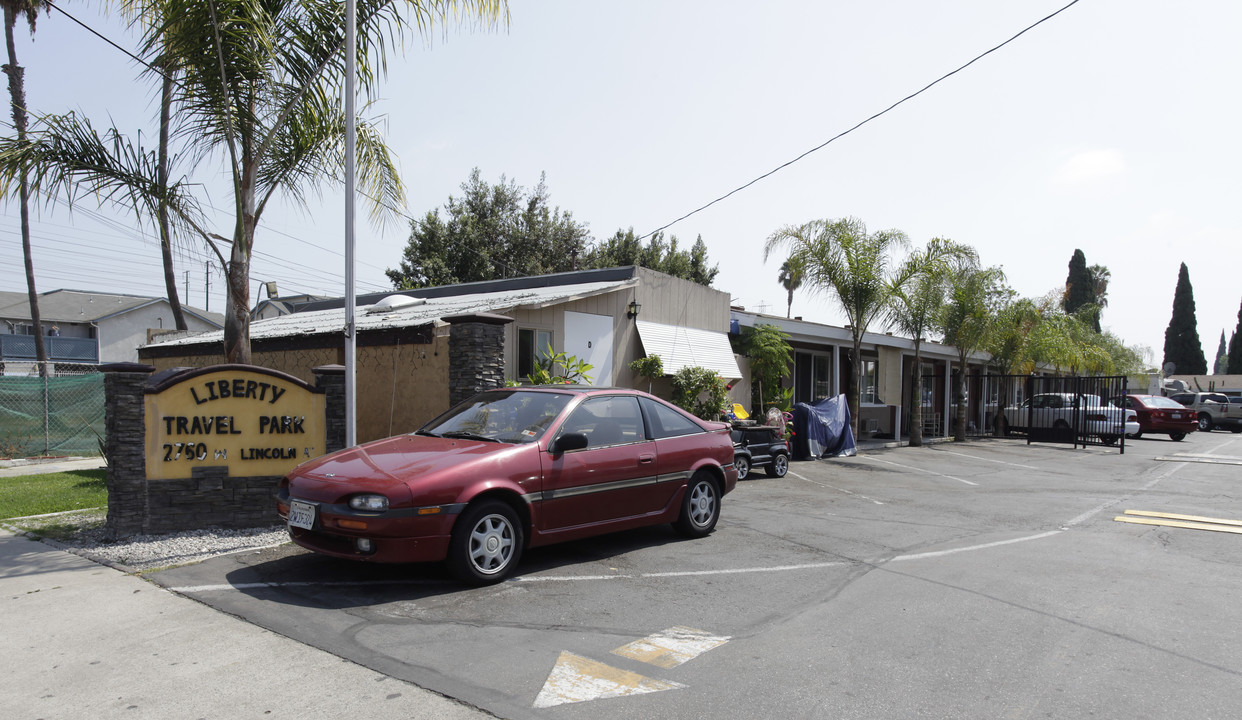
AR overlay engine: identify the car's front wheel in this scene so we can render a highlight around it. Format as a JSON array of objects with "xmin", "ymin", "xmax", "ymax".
[
  {"xmin": 673, "ymin": 472, "xmax": 720, "ymax": 538},
  {"xmin": 766, "ymin": 452, "xmax": 789, "ymax": 478},
  {"xmin": 447, "ymin": 499, "xmax": 524, "ymax": 584},
  {"xmin": 734, "ymin": 455, "xmax": 751, "ymax": 480}
]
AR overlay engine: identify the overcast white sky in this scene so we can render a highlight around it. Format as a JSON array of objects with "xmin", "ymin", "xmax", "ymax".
[{"xmin": 3, "ymin": 0, "xmax": 1240, "ymax": 369}]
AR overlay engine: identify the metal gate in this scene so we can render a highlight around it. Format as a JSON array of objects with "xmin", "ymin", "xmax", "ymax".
[
  {"xmin": 993, "ymin": 375, "xmax": 1129, "ymax": 452},
  {"xmin": 919, "ymin": 374, "xmax": 1130, "ymax": 452}
]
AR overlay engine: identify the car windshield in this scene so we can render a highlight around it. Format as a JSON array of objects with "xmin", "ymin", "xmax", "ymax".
[{"xmin": 418, "ymin": 390, "xmax": 573, "ymax": 444}]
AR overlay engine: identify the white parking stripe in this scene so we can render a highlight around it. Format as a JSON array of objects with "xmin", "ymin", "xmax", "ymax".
[
  {"xmin": 930, "ymin": 448, "xmax": 1039, "ymax": 469},
  {"xmin": 889, "ymin": 530, "xmax": 1062, "ymax": 561},
  {"xmin": 859, "ymin": 455, "xmax": 979, "ymax": 486},
  {"xmin": 789, "ymin": 470, "xmax": 885, "ymax": 504}
]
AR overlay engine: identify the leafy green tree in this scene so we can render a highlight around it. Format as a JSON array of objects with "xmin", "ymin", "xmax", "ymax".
[
  {"xmin": 0, "ymin": 0, "xmax": 507, "ymax": 363},
  {"xmin": 764, "ymin": 217, "xmax": 916, "ymax": 438},
  {"xmin": 669, "ymin": 366, "xmax": 728, "ymax": 420},
  {"xmin": 777, "ymin": 256, "xmax": 804, "ymax": 318},
  {"xmin": 3, "ymin": 0, "xmax": 47, "ymax": 372},
  {"xmin": 1161, "ymin": 263, "xmax": 1207, "ymax": 375},
  {"xmin": 387, "ymin": 169, "xmax": 590, "ymax": 288},
  {"xmin": 939, "ymin": 258, "xmax": 1006, "ymax": 441},
  {"xmin": 887, "ymin": 238, "xmax": 976, "ymax": 446},
  {"xmin": 628, "ymin": 355, "xmax": 663, "ymax": 393},
  {"xmin": 741, "ymin": 323, "xmax": 792, "ymax": 414},
  {"xmin": 1227, "ymin": 299, "xmax": 1242, "ymax": 374},
  {"xmin": 586, "ymin": 228, "xmax": 719, "ymax": 286}
]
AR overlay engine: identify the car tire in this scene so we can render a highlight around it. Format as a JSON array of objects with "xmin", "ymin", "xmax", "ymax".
[
  {"xmin": 766, "ymin": 453, "xmax": 789, "ymax": 478},
  {"xmin": 1169, "ymin": 432, "xmax": 1185, "ymax": 442},
  {"xmin": 735, "ymin": 455, "xmax": 751, "ymax": 481},
  {"xmin": 1198, "ymin": 414, "xmax": 1213, "ymax": 432},
  {"xmin": 447, "ymin": 499, "xmax": 524, "ymax": 585},
  {"xmin": 1101, "ymin": 435, "xmax": 1118, "ymax": 446},
  {"xmin": 1231, "ymin": 427, "xmax": 1242, "ymax": 434},
  {"xmin": 1127, "ymin": 431, "xmax": 1141, "ymax": 439},
  {"xmin": 673, "ymin": 472, "xmax": 721, "ymax": 538}
]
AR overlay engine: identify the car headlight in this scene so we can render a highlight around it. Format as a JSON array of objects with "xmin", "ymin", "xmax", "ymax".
[{"xmin": 348, "ymin": 494, "xmax": 389, "ymax": 512}]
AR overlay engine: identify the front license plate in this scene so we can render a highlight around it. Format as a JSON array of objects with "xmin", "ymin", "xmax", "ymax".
[{"xmin": 288, "ymin": 500, "xmax": 317, "ymax": 530}]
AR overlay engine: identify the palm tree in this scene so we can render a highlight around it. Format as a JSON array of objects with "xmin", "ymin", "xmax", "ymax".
[
  {"xmin": 0, "ymin": 0, "xmax": 508, "ymax": 363},
  {"xmin": 886, "ymin": 238, "xmax": 976, "ymax": 446},
  {"xmin": 777, "ymin": 256, "xmax": 804, "ymax": 318},
  {"xmin": 939, "ymin": 257, "xmax": 1006, "ymax": 441},
  {"xmin": 2, "ymin": 0, "xmax": 46, "ymax": 373},
  {"xmin": 764, "ymin": 217, "xmax": 915, "ymax": 438}
]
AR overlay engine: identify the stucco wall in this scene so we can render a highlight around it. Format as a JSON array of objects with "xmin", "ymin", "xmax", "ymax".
[{"xmin": 146, "ymin": 335, "xmax": 449, "ymax": 444}]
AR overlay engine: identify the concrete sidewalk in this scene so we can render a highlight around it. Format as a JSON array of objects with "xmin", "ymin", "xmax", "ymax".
[
  {"xmin": 0, "ymin": 456, "xmax": 107, "ymax": 478},
  {"xmin": 0, "ymin": 529, "xmax": 492, "ymax": 719}
]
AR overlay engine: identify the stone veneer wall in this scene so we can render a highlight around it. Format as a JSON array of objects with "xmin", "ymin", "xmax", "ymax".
[
  {"xmin": 446, "ymin": 313, "xmax": 513, "ymax": 407},
  {"xmin": 100, "ymin": 363, "xmax": 342, "ymax": 538}
]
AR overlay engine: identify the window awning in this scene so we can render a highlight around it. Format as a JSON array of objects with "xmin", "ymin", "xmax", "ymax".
[{"xmin": 635, "ymin": 320, "xmax": 743, "ymax": 380}]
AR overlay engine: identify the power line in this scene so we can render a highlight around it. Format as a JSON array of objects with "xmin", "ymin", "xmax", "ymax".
[{"xmin": 638, "ymin": 0, "xmax": 1083, "ymax": 241}]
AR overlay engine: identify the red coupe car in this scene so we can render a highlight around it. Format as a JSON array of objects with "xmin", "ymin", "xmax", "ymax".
[
  {"xmin": 277, "ymin": 386, "xmax": 737, "ymax": 583},
  {"xmin": 1116, "ymin": 394, "xmax": 1198, "ymax": 441}
]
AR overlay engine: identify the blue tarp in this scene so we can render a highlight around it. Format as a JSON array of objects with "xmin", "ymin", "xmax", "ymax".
[{"xmin": 791, "ymin": 394, "xmax": 857, "ymax": 459}]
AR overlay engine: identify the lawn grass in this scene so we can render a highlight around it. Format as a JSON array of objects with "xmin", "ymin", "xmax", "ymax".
[{"xmin": 0, "ymin": 469, "xmax": 108, "ymax": 520}]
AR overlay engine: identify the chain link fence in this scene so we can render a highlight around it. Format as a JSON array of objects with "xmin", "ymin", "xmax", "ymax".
[{"xmin": 0, "ymin": 363, "xmax": 104, "ymax": 458}]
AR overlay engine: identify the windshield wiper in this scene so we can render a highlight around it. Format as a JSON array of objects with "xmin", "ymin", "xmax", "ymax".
[
  {"xmin": 413, "ymin": 430, "xmax": 440, "ymax": 438},
  {"xmin": 439, "ymin": 431, "xmax": 499, "ymax": 443}
]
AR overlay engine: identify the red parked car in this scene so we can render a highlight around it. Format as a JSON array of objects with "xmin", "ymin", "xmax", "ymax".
[
  {"xmin": 277, "ymin": 386, "xmax": 737, "ymax": 584},
  {"xmin": 1115, "ymin": 394, "xmax": 1198, "ymax": 441}
]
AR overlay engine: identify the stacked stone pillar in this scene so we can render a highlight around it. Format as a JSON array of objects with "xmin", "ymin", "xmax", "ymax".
[{"xmin": 445, "ymin": 313, "xmax": 513, "ymax": 406}]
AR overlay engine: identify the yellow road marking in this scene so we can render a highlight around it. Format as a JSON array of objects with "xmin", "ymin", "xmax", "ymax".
[
  {"xmin": 533, "ymin": 651, "xmax": 684, "ymax": 708},
  {"xmin": 1113, "ymin": 516, "xmax": 1242, "ymax": 535},
  {"xmin": 1122, "ymin": 509, "xmax": 1242, "ymax": 527},
  {"xmin": 612, "ymin": 626, "xmax": 730, "ymax": 669}
]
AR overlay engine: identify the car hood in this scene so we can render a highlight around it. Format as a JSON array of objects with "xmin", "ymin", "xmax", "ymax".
[{"xmin": 295, "ymin": 434, "xmax": 516, "ymax": 485}]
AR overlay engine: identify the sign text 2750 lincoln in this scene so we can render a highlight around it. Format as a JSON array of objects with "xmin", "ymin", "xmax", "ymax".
[{"xmin": 144, "ymin": 368, "xmax": 326, "ymax": 481}]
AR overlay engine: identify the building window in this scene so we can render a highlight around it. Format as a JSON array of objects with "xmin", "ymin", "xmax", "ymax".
[
  {"xmin": 517, "ymin": 328, "xmax": 552, "ymax": 380},
  {"xmin": 860, "ymin": 358, "xmax": 880, "ymax": 405},
  {"xmin": 795, "ymin": 351, "xmax": 833, "ymax": 404}
]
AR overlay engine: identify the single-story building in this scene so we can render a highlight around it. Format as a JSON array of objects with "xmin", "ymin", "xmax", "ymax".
[{"xmin": 140, "ymin": 266, "xmax": 745, "ymax": 443}]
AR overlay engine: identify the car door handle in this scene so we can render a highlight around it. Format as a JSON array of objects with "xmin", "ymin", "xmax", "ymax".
[{"xmin": 638, "ymin": 454, "xmax": 655, "ymax": 464}]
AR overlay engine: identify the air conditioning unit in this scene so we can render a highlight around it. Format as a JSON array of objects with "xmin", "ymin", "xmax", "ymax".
[{"xmin": 863, "ymin": 418, "xmax": 880, "ymax": 433}]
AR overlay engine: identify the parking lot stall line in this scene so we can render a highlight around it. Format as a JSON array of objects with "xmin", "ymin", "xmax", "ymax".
[
  {"xmin": 859, "ymin": 455, "xmax": 979, "ymax": 486},
  {"xmin": 788, "ymin": 470, "xmax": 885, "ymax": 504},
  {"xmin": 930, "ymin": 448, "xmax": 1040, "ymax": 470}
]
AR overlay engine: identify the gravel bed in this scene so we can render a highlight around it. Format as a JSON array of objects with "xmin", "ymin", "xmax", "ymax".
[{"xmin": 6, "ymin": 510, "xmax": 290, "ymax": 571}]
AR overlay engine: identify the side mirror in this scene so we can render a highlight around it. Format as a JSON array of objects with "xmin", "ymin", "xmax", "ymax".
[{"xmin": 550, "ymin": 432, "xmax": 589, "ymax": 454}]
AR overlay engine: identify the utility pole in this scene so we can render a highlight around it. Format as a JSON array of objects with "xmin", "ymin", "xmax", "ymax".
[
  {"xmin": 204, "ymin": 261, "xmax": 211, "ymax": 312},
  {"xmin": 184, "ymin": 270, "xmax": 190, "ymax": 302}
]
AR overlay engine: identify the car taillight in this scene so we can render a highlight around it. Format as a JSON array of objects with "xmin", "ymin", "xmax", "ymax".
[{"xmin": 1151, "ymin": 411, "xmax": 1165, "ymax": 420}]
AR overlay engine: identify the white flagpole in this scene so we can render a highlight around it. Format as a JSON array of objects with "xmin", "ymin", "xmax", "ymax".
[{"xmin": 344, "ymin": 0, "xmax": 358, "ymax": 448}]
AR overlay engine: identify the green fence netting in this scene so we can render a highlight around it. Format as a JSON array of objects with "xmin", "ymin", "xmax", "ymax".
[{"xmin": 0, "ymin": 371, "xmax": 105, "ymax": 458}]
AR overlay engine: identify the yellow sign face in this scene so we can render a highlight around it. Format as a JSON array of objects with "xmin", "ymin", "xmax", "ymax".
[{"xmin": 144, "ymin": 368, "xmax": 326, "ymax": 480}]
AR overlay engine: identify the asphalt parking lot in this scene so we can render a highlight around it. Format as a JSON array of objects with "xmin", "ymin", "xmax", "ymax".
[{"xmin": 149, "ymin": 434, "xmax": 1242, "ymax": 719}]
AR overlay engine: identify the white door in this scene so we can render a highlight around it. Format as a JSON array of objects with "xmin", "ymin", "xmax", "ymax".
[{"xmin": 563, "ymin": 311, "xmax": 614, "ymax": 386}]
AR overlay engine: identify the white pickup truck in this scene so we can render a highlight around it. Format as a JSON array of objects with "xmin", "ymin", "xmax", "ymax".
[{"xmin": 1167, "ymin": 392, "xmax": 1242, "ymax": 433}]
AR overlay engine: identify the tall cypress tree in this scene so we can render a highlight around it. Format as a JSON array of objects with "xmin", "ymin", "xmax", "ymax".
[
  {"xmin": 1214, "ymin": 331, "xmax": 1228, "ymax": 374},
  {"xmin": 1227, "ymin": 298, "xmax": 1242, "ymax": 374},
  {"xmin": 1162, "ymin": 263, "xmax": 1207, "ymax": 375},
  {"xmin": 1063, "ymin": 249, "xmax": 1100, "ymax": 332}
]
